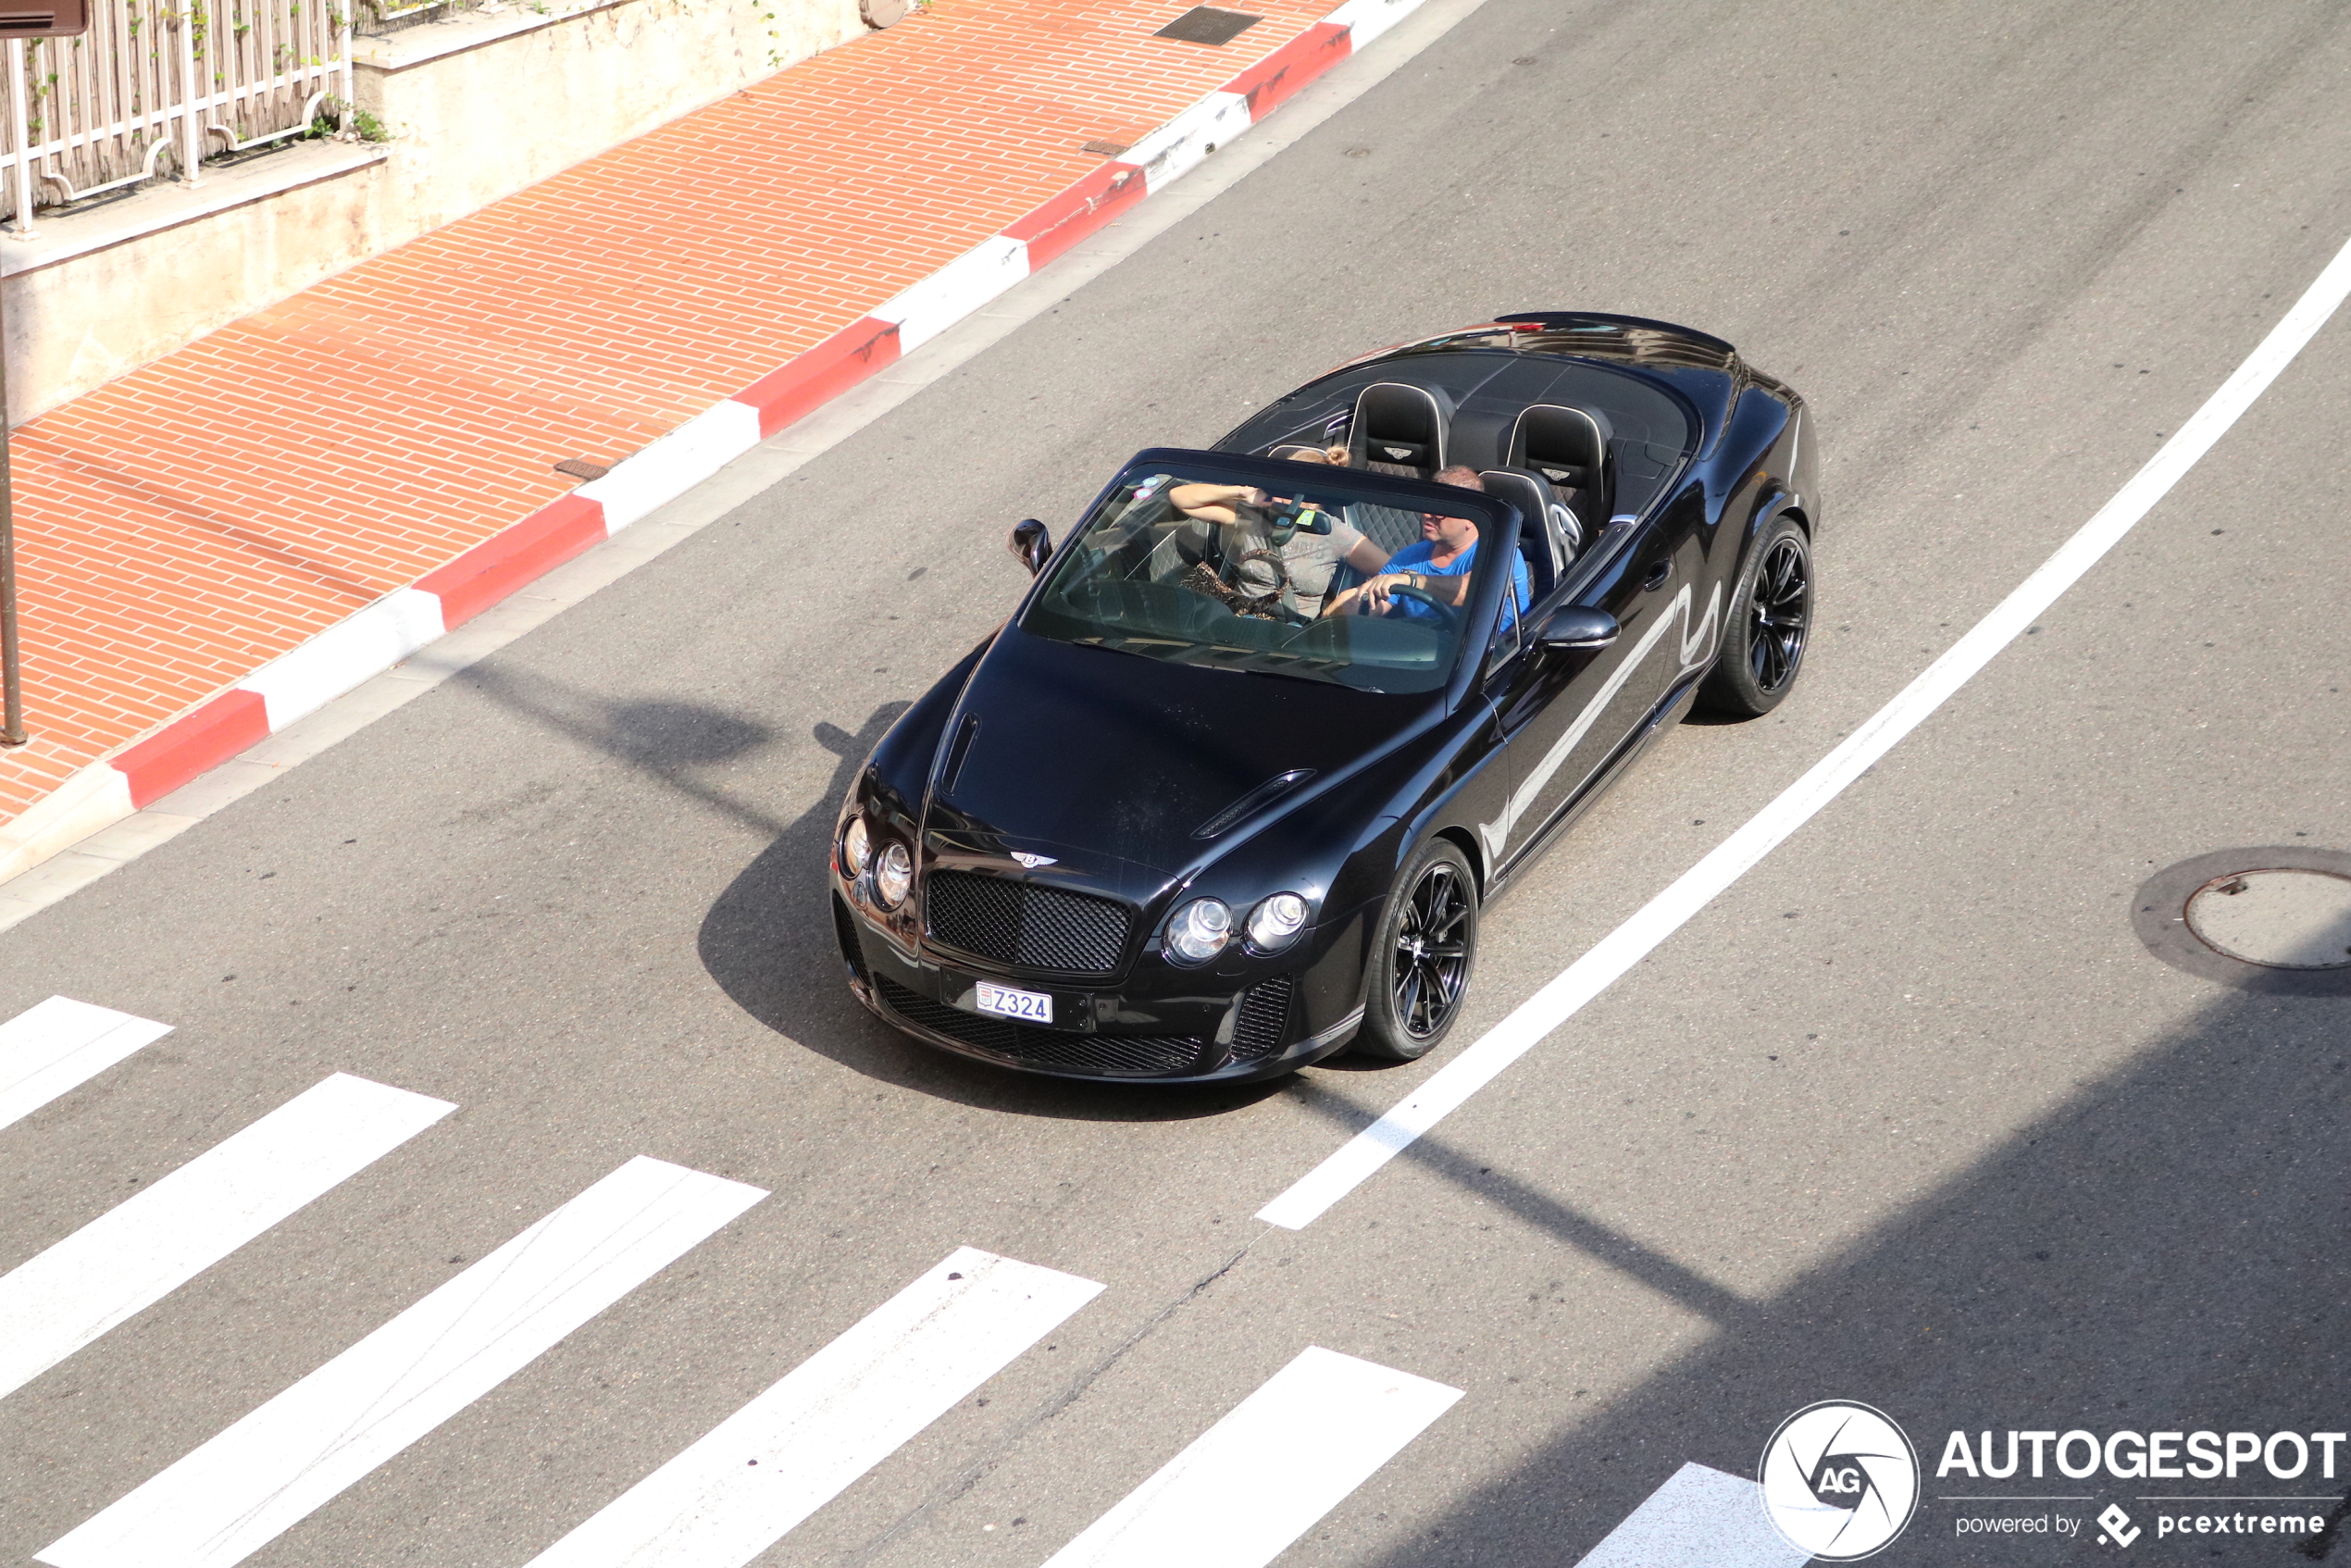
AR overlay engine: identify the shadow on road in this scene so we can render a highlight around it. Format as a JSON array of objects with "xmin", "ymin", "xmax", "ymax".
[
  {"xmin": 454, "ymin": 658, "xmax": 1284, "ymax": 1121},
  {"xmin": 695, "ymin": 699, "xmax": 1287, "ymax": 1123},
  {"xmin": 1320, "ymin": 980, "xmax": 2351, "ymax": 1565}
]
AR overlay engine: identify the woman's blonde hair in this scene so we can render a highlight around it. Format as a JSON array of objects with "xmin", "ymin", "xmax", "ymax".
[{"xmin": 1287, "ymin": 443, "xmax": 1351, "ymax": 466}]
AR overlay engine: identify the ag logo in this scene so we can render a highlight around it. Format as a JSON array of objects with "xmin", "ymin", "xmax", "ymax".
[{"xmin": 1759, "ymin": 1400, "xmax": 1921, "ymax": 1561}]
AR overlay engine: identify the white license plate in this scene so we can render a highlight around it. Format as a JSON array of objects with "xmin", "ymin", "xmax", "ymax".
[{"xmin": 973, "ymin": 982, "xmax": 1053, "ymax": 1024}]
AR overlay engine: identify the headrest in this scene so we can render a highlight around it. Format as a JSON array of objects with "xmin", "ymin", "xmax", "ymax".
[
  {"xmin": 1349, "ymin": 382, "xmax": 1449, "ymax": 473},
  {"xmin": 1508, "ymin": 404, "xmax": 1613, "ymax": 484}
]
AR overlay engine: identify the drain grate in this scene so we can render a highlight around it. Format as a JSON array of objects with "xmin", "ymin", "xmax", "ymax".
[
  {"xmin": 1153, "ymin": 6, "xmax": 1260, "ymax": 45},
  {"xmin": 2133, "ymin": 847, "xmax": 2351, "ymax": 996}
]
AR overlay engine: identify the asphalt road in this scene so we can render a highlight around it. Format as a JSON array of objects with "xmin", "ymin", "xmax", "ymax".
[{"xmin": 5, "ymin": 2, "xmax": 2350, "ymax": 1565}]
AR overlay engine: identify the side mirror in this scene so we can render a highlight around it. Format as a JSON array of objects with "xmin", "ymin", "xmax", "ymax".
[
  {"xmin": 1008, "ymin": 518, "xmax": 1052, "ymax": 577},
  {"xmin": 1538, "ymin": 605, "xmax": 1619, "ymax": 650}
]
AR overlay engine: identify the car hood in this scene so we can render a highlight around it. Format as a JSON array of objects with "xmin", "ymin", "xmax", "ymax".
[{"xmin": 925, "ymin": 627, "xmax": 1431, "ymax": 884}]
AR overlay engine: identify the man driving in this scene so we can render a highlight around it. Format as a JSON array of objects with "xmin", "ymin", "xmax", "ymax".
[{"xmin": 1321, "ymin": 467, "xmax": 1531, "ymax": 631}]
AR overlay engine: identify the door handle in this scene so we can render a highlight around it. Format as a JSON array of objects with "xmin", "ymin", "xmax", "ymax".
[{"xmin": 1642, "ymin": 559, "xmax": 1671, "ymax": 591}]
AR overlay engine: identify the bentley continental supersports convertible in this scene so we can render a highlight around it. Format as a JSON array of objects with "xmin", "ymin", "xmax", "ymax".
[{"xmin": 831, "ymin": 313, "xmax": 1819, "ymax": 1082}]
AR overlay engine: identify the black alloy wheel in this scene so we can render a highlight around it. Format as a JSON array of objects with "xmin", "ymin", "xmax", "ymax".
[
  {"xmin": 1353, "ymin": 838, "xmax": 1480, "ymax": 1062},
  {"xmin": 1698, "ymin": 514, "xmax": 1812, "ymax": 717}
]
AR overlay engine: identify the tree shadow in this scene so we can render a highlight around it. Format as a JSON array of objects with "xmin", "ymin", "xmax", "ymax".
[
  {"xmin": 1323, "ymin": 981, "xmax": 2351, "ymax": 1564},
  {"xmin": 694, "ymin": 700, "xmax": 1288, "ymax": 1122}
]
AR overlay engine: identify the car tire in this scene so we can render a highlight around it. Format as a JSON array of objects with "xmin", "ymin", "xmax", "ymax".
[
  {"xmin": 1351, "ymin": 838, "xmax": 1480, "ymax": 1063},
  {"xmin": 1698, "ymin": 514, "xmax": 1812, "ymax": 718}
]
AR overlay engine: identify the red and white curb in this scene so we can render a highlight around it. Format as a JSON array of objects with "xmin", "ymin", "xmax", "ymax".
[{"xmin": 0, "ymin": 0, "xmax": 1426, "ymax": 888}]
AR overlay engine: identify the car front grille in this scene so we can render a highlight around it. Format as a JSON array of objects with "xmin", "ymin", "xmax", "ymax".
[
  {"xmin": 1227, "ymin": 975, "xmax": 1294, "ymax": 1063},
  {"xmin": 873, "ymin": 977, "xmax": 1202, "ymax": 1076},
  {"xmin": 924, "ymin": 870, "xmax": 1132, "ymax": 976}
]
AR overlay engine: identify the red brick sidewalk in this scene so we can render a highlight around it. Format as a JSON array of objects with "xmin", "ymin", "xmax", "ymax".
[{"xmin": 2, "ymin": 0, "xmax": 1388, "ymax": 863}]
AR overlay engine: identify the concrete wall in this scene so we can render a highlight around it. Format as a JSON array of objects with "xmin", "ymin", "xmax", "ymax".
[
  {"xmin": 349, "ymin": 0, "xmax": 865, "ymax": 234},
  {"xmin": 2, "ymin": 0, "xmax": 866, "ymax": 424}
]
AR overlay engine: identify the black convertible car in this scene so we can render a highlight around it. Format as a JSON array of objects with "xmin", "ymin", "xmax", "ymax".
[{"xmin": 831, "ymin": 313, "xmax": 1818, "ymax": 1081}]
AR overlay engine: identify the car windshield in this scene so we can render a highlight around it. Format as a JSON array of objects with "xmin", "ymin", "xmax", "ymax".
[{"xmin": 1018, "ymin": 458, "xmax": 1510, "ymax": 694}]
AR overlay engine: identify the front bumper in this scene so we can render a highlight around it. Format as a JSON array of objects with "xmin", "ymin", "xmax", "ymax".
[{"xmin": 832, "ymin": 891, "xmax": 1365, "ymax": 1083}]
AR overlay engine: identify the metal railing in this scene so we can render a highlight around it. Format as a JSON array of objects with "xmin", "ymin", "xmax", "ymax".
[{"xmin": 3, "ymin": 0, "xmax": 352, "ymax": 234}]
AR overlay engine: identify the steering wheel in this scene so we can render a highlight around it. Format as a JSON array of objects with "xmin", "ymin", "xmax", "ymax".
[{"xmin": 1383, "ymin": 582, "xmax": 1459, "ymax": 629}]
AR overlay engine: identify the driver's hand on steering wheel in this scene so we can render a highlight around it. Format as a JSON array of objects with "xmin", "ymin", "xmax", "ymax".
[{"xmin": 1360, "ymin": 571, "xmax": 1415, "ymax": 611}]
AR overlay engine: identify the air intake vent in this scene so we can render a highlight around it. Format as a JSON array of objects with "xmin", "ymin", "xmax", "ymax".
[
  {"xmin": 1193, "ymin": 769, "xmax": 1313, "ymax": 840},
  {"xmin": 1228, "ymin": 975, "xmax": 1294, "ymax": 1063},
  {"xmin": 831, "ymin": 893, "xmax": 869, "ymax": 987}
]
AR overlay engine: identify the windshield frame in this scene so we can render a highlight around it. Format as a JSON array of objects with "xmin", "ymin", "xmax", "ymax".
[{"xmin": 1014, "ymin": 447, "xmax": 1525, "ymax": 706}]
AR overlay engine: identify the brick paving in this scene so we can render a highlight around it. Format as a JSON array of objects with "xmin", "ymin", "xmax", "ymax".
[{"xmin": 2, "ymin": 0, "xmax": 1337, "ymax": 825}]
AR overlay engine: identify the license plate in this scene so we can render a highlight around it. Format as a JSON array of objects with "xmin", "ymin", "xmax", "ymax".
[{"xmin": 973, "ymin": 981, "xmax": 1052, "ymax": 1024}]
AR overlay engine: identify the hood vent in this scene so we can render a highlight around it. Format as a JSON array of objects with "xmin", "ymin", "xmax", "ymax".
[
  {"xmin": 939, "ymin": 713, "xmax": 980, "ymax": 793},
  {"xmin": 1192, "ymin": 769, "xmax": 1314, "ymax": 840}
]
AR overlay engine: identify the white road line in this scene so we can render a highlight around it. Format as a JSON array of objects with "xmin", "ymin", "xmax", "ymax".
[
  {"xmin": 0, "ymin": 1073, "xmax": 454, "ymax": 1403},
  {"xmin": 39, "ymin": 1155, "xmax": 765, "ymax": 1568},
  {"xmin": 0, "ymin": 998, "xmax": 172, "ymax": 1133},
  {"xmin": 1039, "ymin": 1346, "xmax": 1462, "ymax": 1568},
  {"xmin": 1573, "ymin": 1463, "xmax": 1806, "ymax": 1568},
  {"xmin": 525, "ymin": 1247, "xmax": 1103, "ymax": 1568},
  {"xmin": 1258, "ymin": 229, "xmax": 2351, "ymax": 1232}
]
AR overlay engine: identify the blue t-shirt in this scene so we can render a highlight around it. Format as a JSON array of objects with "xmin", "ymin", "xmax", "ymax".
[{"xmin": 1383, "ymin": 539, "xmax": 1530, "ymax": 632}]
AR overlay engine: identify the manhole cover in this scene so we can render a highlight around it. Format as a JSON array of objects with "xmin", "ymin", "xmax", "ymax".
[
  {"xmin": 2133, "ymin": 847, "xmax": 2351, "ymax": 996},
  {"xmin": 2184, "ymin": 868, "xmax": 2351, "ymax": 969}
]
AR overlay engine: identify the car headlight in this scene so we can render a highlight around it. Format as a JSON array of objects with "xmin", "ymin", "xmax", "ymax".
[
  {"xmin": 1164, "ymin": 897, "xmax": 1233, "ymax": 964},
  {"xmin": 873, "ymin": 840, "xmax": 913, "ymax": 909},
  {"xmin": 1244, "ymin": 892, "xmax": 1310, "ymax": 952},
  {"xmin": 840, "ymin": 815, "xmax": 871, "ymax": 877}
]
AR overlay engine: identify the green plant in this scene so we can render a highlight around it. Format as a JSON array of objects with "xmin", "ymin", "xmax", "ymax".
[{"xmin": 307, "ymin": 95, "xmax": 389, "ymax": 141}]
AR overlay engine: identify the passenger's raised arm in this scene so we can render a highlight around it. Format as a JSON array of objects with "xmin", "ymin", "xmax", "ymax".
[{"xmin": 1168, "ymin": 482, "xmax": 1268, "ymax": 528}]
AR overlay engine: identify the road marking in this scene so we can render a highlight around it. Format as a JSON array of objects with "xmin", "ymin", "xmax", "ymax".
[
  {"xmin": 1258, "ymin": 228, "xmax": 2351, "ymax": 1231},
  {"xmin": 1572, "ymin": 1463, "xmax": 1805, "ymax": 1567},
  {"xmin": 0, "ymin": 998, "xmax": 172, "ymax": 1133},
  {"xmin": 525, "ymin": 1247, "xmax": 1102, "ymax": 1568},
  {"xmin": 0, "ymin": 1073, "xmax": 454, "ymax": 1403},
  {"xmin": 1039, "ymin": 1346, "xmax": 1461, "ymax": 1568},
  {"xmin": 39, "ymin": 1156, "xmax": 765, "ymax": 1568}
]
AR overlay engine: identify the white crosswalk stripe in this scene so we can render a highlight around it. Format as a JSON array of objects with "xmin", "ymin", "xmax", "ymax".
[
  {"xmin": 0, "ymin": 998, "xmax": 172, "ymax": 1133},
  {"xmin": 0, "ymin": 1072, "xmax": 454, "ymax": 1402},
  {"xmin": 0, "ymin": 1045, "xmax": 1762, "ymax": 1568},
  {"xmin": 526, "ymin": 1246, "xmax": 1103, "ymax": 1568},
  {"xmin": 1039, "ymin": 1345, "xmax": 1462, "ymax": 1568},
  {"xmin": 38, "ymin": 1155, "xmax": 766, "ymax": 1568},
  {"xmin": 1571, "ymin": 1462, "xmax": 1807, "ymax": 1568}
]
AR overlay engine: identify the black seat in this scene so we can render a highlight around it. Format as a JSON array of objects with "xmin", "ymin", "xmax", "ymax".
[
  {"xmin": 1507, "ymin": 404, "xmax": 1615, "ymax": 543},
  {"xmin": 1348, "ymin": 382, "xmax": 1451, "ymax": 477},
  {"xmin": 1477, "ymin": 468, "xmax": 1576, "ymax": 596}
]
